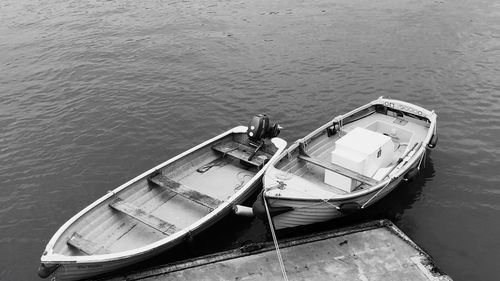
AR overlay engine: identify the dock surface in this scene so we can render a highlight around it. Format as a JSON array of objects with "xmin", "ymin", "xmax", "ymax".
[{"xmin": 101, "ymin": 220, "xmax": 452, "ymax": 281}]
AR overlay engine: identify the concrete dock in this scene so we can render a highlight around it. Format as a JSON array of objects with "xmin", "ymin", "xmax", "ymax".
[{"xmin": 101, "ymin": 220, "xmax": 452, "ymax": 281}]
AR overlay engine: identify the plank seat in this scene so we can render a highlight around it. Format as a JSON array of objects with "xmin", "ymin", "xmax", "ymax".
[
  {"xmin": 297, "ymin": 155, "xmax": 379, "ymax": 186},
  {"xmin": 147, "ymin": 174, "xmax": 223, "ymax": 211},
  {"xmin": 212, "ymin": 142, "xmax": 269, "ymax": 167},
  {"xmin": 109, "ymin": 198, "xmax": 176, "ymax": 235},
  {"xmin": 67, "ymin": 232, "xmax": 110, "ymax": 255}
]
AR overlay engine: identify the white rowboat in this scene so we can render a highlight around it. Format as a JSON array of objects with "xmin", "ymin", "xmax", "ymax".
[
  {"xmin": 39, "ymin": 118, "xmax": 286, "ymax": 281},
  {"xmin": 253, "ymin": 97, "xmax": 437, "ymax": 230}
]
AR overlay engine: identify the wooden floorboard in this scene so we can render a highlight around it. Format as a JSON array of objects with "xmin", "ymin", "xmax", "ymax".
[
  {"xmin": 308, "ymin": 136, "xmax": 335, "ymax": 156},
  {"xmin": 148, "ymin": 174, "xmax": 223, "ymax": 211},
  {"xmin": 109, "ymin": 198, "xmax": 176, "ymax": 235},
  {"xmin": 212, "ymin": 142, "xmax": 267, "ymax": 167},
  {"xmin": 67, "ymin": 232, "xmax": 110, "ymax": 255}
]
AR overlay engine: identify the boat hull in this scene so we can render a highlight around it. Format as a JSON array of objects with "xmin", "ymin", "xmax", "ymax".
[
  {"xmin": 39, "ymin": 125, "xmax": 286, "ymax": 281},
  {"xmin": 256, "ymin": 97, "xmax": 437, "ymax": 230},
  {"xmin": 41, "ymin": 181, "xmax": 260, "ymax": 281},
  {"xmin": 262, "ymin": 164, "xmax": 414, "ymax": 230}
]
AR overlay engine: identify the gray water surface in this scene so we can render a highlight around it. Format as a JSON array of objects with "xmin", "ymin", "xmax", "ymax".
[{"xmin": 1, "ymin": 0, "xmax": 500, "ymax": 280}]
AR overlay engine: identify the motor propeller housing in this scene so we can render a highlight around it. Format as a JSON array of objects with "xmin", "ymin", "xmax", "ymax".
[{"xmin": 247, "ymin": 114, "xmax": 280, "ymax": 143}]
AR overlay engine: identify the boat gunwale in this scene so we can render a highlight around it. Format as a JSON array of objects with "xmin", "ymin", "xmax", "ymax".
[{"xmin": 41, "ymin": 126, "xmax": 287, "ymax": 264}]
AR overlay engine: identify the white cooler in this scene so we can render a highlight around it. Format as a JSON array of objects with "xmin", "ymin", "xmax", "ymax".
[{"xmin": 325, "ymin": 127, "xmax": 394, "ymax": 192}]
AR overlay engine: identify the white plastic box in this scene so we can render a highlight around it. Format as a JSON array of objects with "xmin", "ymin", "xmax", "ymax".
[{"xmin": 325, "ymin": 127, "xmax": 394, "ymax": 192}]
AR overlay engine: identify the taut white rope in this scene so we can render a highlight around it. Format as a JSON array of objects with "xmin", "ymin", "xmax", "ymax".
[{"xmin": 263, "ymin": 192, "xmax": 289, "ymax": 281}]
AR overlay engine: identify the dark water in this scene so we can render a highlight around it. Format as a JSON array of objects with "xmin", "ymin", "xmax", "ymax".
[{"xmin": 1, "ymin": 0, "xmax": 500, "ymax": 280}]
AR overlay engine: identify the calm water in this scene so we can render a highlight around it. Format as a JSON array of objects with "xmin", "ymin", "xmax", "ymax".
[{"xmin": 1, "ymin": 0, "xmax": 500, "ymax": 280}]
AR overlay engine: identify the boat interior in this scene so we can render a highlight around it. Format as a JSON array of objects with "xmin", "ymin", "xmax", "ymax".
[
  {"xmin": 272, "ymin": 105, "xmax": 431, "ymax": 197},
  {"xmin": 52, "ymin": 132, "xmax": 277, "ymax": 257}
]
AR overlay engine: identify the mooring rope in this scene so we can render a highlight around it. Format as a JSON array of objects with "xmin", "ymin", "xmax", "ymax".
[
  {"xmin": 361, "ymin": 179, "xmax": 392, "ymax": 209},
  {"xmin": 196, "ymin": 158, "xmax": 229, "ymax": 173},
  {"xmin": 234, "ymin": 171, "xmax": 252, "ymax": 191},
  {"xmin": 263, "ymin": 192, "xmax": 289, "ymax": 281}
]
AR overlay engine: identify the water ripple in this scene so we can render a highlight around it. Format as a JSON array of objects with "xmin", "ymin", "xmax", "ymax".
[{"xmin": 2, "ymin": 0, "xmax": 500, "ymax": 280}]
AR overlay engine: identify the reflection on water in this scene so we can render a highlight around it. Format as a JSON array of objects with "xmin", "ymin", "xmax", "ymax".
[{"xmin": 1, "ymin": 0, "xmax": 500, "ymax": 280}]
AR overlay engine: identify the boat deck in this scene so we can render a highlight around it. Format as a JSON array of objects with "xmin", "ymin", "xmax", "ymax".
[
  {"xmin": 307, "ymin": 112, "xmax": 428, "ymax": 162},
  {"xmin": 54, "ymin": 135, "xmax": 272, "ymax": 256},
  {"xmin": 271, "ymin": 112, "xmax": 429, "ymax": 197}
]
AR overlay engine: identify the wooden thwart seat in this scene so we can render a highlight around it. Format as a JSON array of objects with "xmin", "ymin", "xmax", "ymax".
[
  {"xmin": 109, "ymin": 198, "xmax": 176, "ymax": 235},
  {"xmin": 67, "ymin": 232, "xmax": 110, "ymax": 255},
  {"xmin": 297, "ymin": 155, "xmax": 379, "ymax": 186},
  {"xmin": 212, "ymin": 142, "xmax": 268, "ymax": 167},
  {"xmin": 148, "ymin": 174, "xmax": 223, "ymax": 211}
]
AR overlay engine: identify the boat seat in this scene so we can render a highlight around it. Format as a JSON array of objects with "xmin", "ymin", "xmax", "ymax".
[
  {"xmin": 297, "ymin": 155, "xmax": 379, "ymax": 187},
  {"xmin": 147, "ymin": 174, "xmax": 223, "ymax": 211},
  {"xmin": 212, "ymin": 142, "xmax": 269, "ymax": 168},
  {"xmin": 109, "ymin": 198, "xmax": 177, "ymax": 235},
  {"xmin": 67, "ymin": 232, "xmax": 110, "ymax": 255}
]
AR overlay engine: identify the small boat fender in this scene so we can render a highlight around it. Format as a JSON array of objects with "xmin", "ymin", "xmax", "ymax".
[
  {"xmin": 427, "ymin": 134, "xmax": 438, "ymax": 148},
  {"xmin": 233, "ymin": 205, "xmax": 254, "ymax": 217},
  {"xmin": 252, "ymin": 193, "xmax": 294, "ymax": 221},
  {"xmin": 38, "ymin": 263, "xmax": 60, "ymax": 279},
  {"xmin": 404, "ymin": 167, "xmax": 420, "ymax": 182},
  {"xmin": 338, "ymin": 202, "xmax": 361, "ymax": 214}
]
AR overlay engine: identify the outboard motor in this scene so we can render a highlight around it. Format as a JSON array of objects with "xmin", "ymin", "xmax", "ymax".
[
  {"xmin": 247, "ymin": 114, "xmax": 280, "ymax": 144},
  {"xmin": 246, "ymin": 114, "xmax": 281, "ymax": 161}
]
